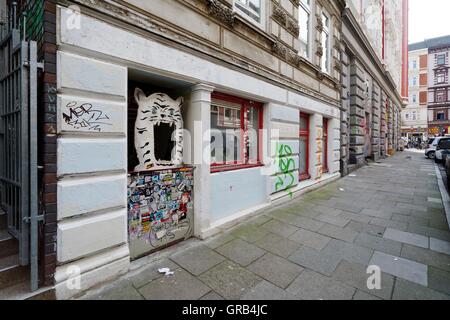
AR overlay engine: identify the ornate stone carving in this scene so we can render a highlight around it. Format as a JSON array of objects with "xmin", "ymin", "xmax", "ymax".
[
  {"xmin": 272, "ymin": 4, "xmax": 299, "ymax": 38},
  {"xmin": 287, "ymin": 51, "xmax": 302, "ymax": 67},
  {"xmin": 272, "ymin": 40, "xmax": 287, "ymax": 59},
  {"xmin": 287, "ymin": 19, "xmax": 300, "ymax": 38},
  {"xmin": 272, "ymin": 5, "xmax": 287, "ymax": 25},
  {"xmin": 207, "ymin": 0, "xmax": 235, "ymax": 27},
  {"xmin": 316, "ymin": 43, "xmax": 323, "ymax": 57}
]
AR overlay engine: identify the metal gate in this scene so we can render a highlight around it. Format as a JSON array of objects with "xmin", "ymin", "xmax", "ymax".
[{"xmin": 0, "ymin": 6, "xmax": 40, "ymax": 291}]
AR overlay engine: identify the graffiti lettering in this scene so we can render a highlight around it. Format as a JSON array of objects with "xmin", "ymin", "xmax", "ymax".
[
  {"xmin": 275, "ymin": 143, "xmax": 295, "ymax": 198},
  {"xmin": 63, "ymin": 101, "xmax": 112, "ymax": 132}
]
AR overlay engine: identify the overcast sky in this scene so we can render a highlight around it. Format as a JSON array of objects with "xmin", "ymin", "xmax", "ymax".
[{"xmin": 409, "ymin": 0, "xmax": 450, "ymax": 44}]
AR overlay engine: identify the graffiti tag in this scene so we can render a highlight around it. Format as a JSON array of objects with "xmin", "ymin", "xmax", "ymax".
[
  {"xmin": 63, "ymin": 101, "xmax": 112, "ymax": 132},
  {"xmin": 275, "ymin": 143, "xmax": 296, "ymax": 198}
]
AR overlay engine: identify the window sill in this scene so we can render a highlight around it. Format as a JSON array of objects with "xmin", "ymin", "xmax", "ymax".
[{"xmin": 211, "ymin": 163, "xmax": 264, "ymax": 174}]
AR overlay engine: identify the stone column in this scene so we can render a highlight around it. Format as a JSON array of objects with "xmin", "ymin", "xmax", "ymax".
[
  {"xmin": 380, "ymin": 91, "xmax": 387, "ymax": 158},
  {"xmin": 349, "ymin": 58, "xmax": 365, "ymax": 165},
  {"xmin": 372, "ymin": 82, "xmax": 381, "ymax": 161},
  {"xmin": 309, "ymin": 113, "xmax": 323, "ymax": 180},
  {"xmin": 185, "ymin": 83, "xmax": 214, "ymax": 239}
]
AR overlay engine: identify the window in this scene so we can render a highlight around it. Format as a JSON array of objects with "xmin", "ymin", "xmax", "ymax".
[
  {"xmin": 321, "ymin": 12, "xmax": 330, "ymax": 73},
  {"xmin": 437, "ymin": 54, "xmax": 446, "ymax": 66},
  {"xmin": 412, "ymin": 94, "xmax": 417, "ymax": 103},
  {"xmin": 436, "ymin": 71, "xmax": 446, "ymax": 84},
  {"xmin": 436, "ymin": 90, "xmax": 447, "ymax": 103},
  {"xmin": 413, "ymin": 60, "xmax": 417, "ymax": 69},
  {"xmin": 234, "ymin": 0, "xmax": 263, "ymax": 26},
  {"xmin": 412, "ymin": 111, "xmax": 417, "ymax": 121},
  {"xmin": 412, "ymin": 76, "xmax": 417, "ymax": 86},
  {"xmin": 210, "ymin": 92, "xmax": 263, "ymax": 172},
  {"xmin": 405, "ymin": 113, "xmax": 409, "ymax": 120},
  {"xmin": 299, "ymin": 112, "xmax": 310, "ymax": 181},
  {"xmin": 322, "ymin": 118, "xmax": 328, "ymax": 173},
  {"xmin": 298, "ymin": 0, "xmax": 312, "ymax": 59},
  {"xmin": 437, "ymin": 111, "xmax": 446, "ymax": 121}
]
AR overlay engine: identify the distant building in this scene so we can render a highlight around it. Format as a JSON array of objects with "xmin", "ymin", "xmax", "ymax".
[{"xmin": 406, "ymin": 35, "xmax": 450, "ymax": 138}]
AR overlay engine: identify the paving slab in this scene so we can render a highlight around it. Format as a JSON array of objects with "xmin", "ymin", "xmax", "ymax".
[
  {"xmin": 253, "ymin": 233, "xmax": 301, "ymax": 258},
  {"xmin": 241, "ymin": 280, "xmax": 297, "ymax": 300},
  {"xmin": 288, "ymin": 246, "xmax": 341, "ymax": 276},
  {"xmin": 170, "ymin": 245, "xmax": 225, "ymax": 276},
  {"xmin": 352, "ymin": 290, "xmax": 381, "ymax": 300},
  {"xmin": 346, "ymin": 221, "xmax": 385, "ymax": 237},
  {"xmin": 331, "ymin": 260, "xmax": 394, "ymax": 300},
  {"xmin": 216, "ymin": 239, "xmax": 266, "ymax": 267},
  {"xmin": 230, "ymin": 225, "xmax": 270, "ymax": 243},
  {"xmin": 247, "ymin": 253, "xmax": 304, "ymax": 289},
  {"xmin": 317, "ymin": 224, "xmax": 359, "ymax": 243},
  {"xmin": 354, "ymin": 233, "xmax": 402, "ymax": 256},
  {"xmin": 286, "ymin": 270, "xmax": 355, "ymax": 300},
  {"xmin": 204, "ymin": 233, "xmax": 236, "ymax": 249},
  {"xmin": 383, "ymin": 228, "xmax": 429, "ymax": 249},
  {"xmin": 138, "ymin": 268, "xmax": 211, "ymax": 300},
  {"xmin": 199, "ymin": 261, "xmax": 262, "ymax": 300},
  {"xmin": 314, "ymin": 213, "xmax": 350, "ymax": 228},
  {"xmin": 260, "ymin": 219, "xmax": 299, "ymax": 238},
  {"xmin": 400, "ymin": 244, "xmax": 450, "ymax": 273},
  {"xmin": 322, "ymin": 239, "xmax": 373, "ymax": 266},
  {"xmin": 369, "ymin": 251, "xmax": 428, "ymax": 286},
  {"xmin": 392, "ymin": 278, "xmax": 450, "ymax": 300},
  {"xmin": 369, "ymin": 218, "xmax": 408, "ymax": 232},
  {"xmin": 288, "ymin": 229, "xmax": 331, "ymax": 251},
  {"xmin": 428, "ymin": 266, "xmax": 450, "ymax": 295},
  {"xmin": 200, "ymin": 291, "xmax": 224, "ymax": 300},
  {"xmin": 84, "ymin": 279, "xmax": 143, "ymax": 300},
  {"xmin": 430, "ymin": 238, "xmax": 450, "ymax": 255},
  {"xmin": 129, "ymin": 258, "xmax": 180, "ymax": 289},
  {"xmin": 284, "ymin": 215, "xmax": 325, "ymax": 232}
]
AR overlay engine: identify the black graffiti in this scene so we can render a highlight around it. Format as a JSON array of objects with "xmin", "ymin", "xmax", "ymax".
[{"xmin": 63, "ymin": 101, "xmax": 112, "ymax": 132}]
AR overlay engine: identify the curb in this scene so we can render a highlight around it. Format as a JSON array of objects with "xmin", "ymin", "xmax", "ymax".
[{"xmin": 433, "ymin": 163, "xmax": 450, "ymax": 230}]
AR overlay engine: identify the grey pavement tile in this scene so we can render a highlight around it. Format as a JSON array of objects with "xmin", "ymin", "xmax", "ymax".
[
  {"xmin": 204, "ymin": 233, "xmax": 236, "ymax": 249},
  {"xmin": 401, "ymin": 244, "xmax": 450, "ymax": 272},
  {"xmin": 261, "ymin": 219, "xmax": 299, "ymax": 238},
  {"xmin": 392, "ymin": 214, "xmax": 429, "ymax": 227},
  {"xmin": 346, "ymin": 221, "xmax": 385, "ymax": 237},
  {"xmin": 129, "ymin": 259, "xmax": 180, "ymax": 289},
  {"xmin": 170, "ymin": 245, "xmax": 225, "ymax": 276},
  {"xmin": 241, "ymin": 280, "xmax": 297, "ymax": 300},
  {"xmin": 248, "ymin": 215, "xmax": 273, "ymax": 227},
  {"xmin": 407, "ymin": 224, "xmax": 450, "ymax": 242},
  {"xmin": 383, "ymin": 228, "xmax": 429, "ymax": 249},
  {"xmin": 314, "ymin": 213, "xmax": 350, "ymax": 228},
  {"xmin": 354, "ymin": 233, "xmax": 402, "ymax": 256},
  {"xmin": 430, "ymin": 238, "xmax": 450, "ymax": 255},
  {"xmin": 247, "ymin": 253, "xmax": 304, "ymax": 289},
  {"xmin": 286, "ymin": 270, "xmax": 355, "ymax": 300},
  {"xmin": 369, "ymin": 218, "xmax": 408, "ymax": 232},
  {"xmin": 360, "ymin": 208, "xmax": 392, "ymax": 220},
  {"xmin": 392, "ymin": 279, "xmax": 450, "ymax": 300},
  {"xmin": 331, "ymin": 260, "xmax": 395, "ymax": 300},
  {"xmin": 428, "ymin": 197, "xmax": 443, "ymax": 204},
  {"xmin": 288, "ymin": 246, "xmax": 341, "ymax": 276},
  {"xmin": 370, "ymin": 251, "xmax": 428, "ymax": 286},
  {"xmin": 338, "ymin": 212, "xmax": 372, "ymax": 224},
  {"xmin": 322, "ymin": 239, "xmax": 374, "ymax": 266},
  {"xmin": 288, "ymin": 228, "xmax": 331, "ymax": 250},
  {"xmin": 199, "ymin": 260, "xmax": 262, "ymax": 300},
  {"xmin": 428, "ymin": 267, "xmax": 450, "ymax": 295},
  {"xmin": 284, "ymin": 215, "xmax": 325, "ymax": 232},
  {"xmin": 200, "ymin": 291, "xmax": 224, "ymax": 300},
  {"xmin": 230, "ymin": 224, "xmax": 270, "ymax": 243},
  {"xmin": 253, "ymin": 233, "xmax": 301, "ymax": 258},
  {"xmin": 428, "ymin": 217, "xmax": 450, "ymax": 231},
  {"xmin": 396, "ymin": 202, "xmax": 427, "ymax": 212},
  {"xmin": 317, "ymin": 224, "xmax": 358, "ymax": 243},
  {"xmin": 138, "ymin": 269, "xmax": 210, "ymax": 300},
  {"xmin": 216, "ymin": 239, "xmax": 266, "ymax": 267},
  {"xmin": 86, "ymin": 279, "xmax": 144, "ymax": 300},
  {"xmin": 352, "ymin": 290, "xmax": 381, "ymax": 300}
]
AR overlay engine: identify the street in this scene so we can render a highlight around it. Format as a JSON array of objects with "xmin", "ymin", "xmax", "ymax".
[{"xmin": 80, "ymin": 151, "xmax": 450, "ymax": 300}]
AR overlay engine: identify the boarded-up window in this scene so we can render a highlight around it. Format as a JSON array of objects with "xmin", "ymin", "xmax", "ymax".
[
  {"xmin": 420, "ymin": 55, "xmax": 428, "ymax": 69},
  {"xmin": 420, "ymin": 74, "xmax": 427, "ymax": 86},
  {"xmin": 419, "ymin": 91, "xmax": 427, "ymax": 105}
]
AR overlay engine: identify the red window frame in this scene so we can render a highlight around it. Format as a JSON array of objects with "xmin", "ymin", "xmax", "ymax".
[
  {"xmin": 322, "ymin": 118, "xmax": 329, "ymax": 173},
  {"xmin": 210, "ymin": 92, "xmax": 263, "ymax": 173},
  {"xmin": 299, "ymin": 112, "xmax": 310, "ymax": 181}
]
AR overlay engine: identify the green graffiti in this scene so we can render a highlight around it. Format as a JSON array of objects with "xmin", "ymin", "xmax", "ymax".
[{"xmin": 275, "ymin": 142, "xmax": 295, "ymax": 198}]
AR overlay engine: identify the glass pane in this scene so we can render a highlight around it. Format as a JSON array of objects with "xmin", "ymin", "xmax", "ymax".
[
  {"xmin": 299, "ymin": 8, "xmax": 310, "ymax": 58},
  {"xmin": 211, "ymin": 104, "xmax": 243, "ymax": 164},
  {"xmin": 247, "ymin": 107, "xmax": 260, "ymax": 163},
  {"xmin": 321, "ymin": 32, "xmax": 329, "ymax": 72},
  {"xmin": 299, "ymin": 137, "xmax": 307, "ymax": 174},
  {"xmin": 300, "ymin": 115, "xmax": 308, "ymax": 131}
]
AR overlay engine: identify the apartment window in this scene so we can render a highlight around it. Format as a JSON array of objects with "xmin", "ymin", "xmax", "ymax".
[
  {"xmin": 437, "ymin": 54, "xmax": 446, "ymax": 66},
  {"xmin": 437, "ymin": 111, "xmax": 446, "ymax": 121},
  {"xmin": 413, "ymin": 60, "xmax": 417, "ymax": 69},
  {"xmin": 298, "ymin": 0, "xmax": 312, "ymax": 59},
  {"xmin": 299, "ymin": 112, "xmax": 310, "ymax": 181},
  {"xmin": 234, "ymin": 0, "xmax": 263, "ymax": 26},
  {"xmin": 412, "ymin": 76, "xmax": 417, "ymax": 86},
  {"xmin": 210, "ymin": 92, "xmax": 263, "ymax": 172},
  {"xmin": 436, "ymin": 90, "xmax": 447, "ymax": 103},
  {"xmin": 412, "ymin": 111, "xmax": 417, "ymax": 121},
  {"xmin": 412, "ymin": 94, "xmax": 417, "ymax": 103},
  {"xmin": 436, "ymin": 71, "xmax": 446, "ymax": 84},
  {"xmin": 405, "ymin": 113, "xmax": 409, "ymax": 120},
  {"xmin": 322, "ymin": 118, "xmax": 328, "ymax": 173},
  {"xmin": 321, "ymin": 12, "xmax": 330, "ymax": 74}
]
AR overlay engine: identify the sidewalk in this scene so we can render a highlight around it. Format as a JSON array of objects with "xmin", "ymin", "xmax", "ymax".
[{"xmin": 79, "ymin": 151, "xmax": 450, "ymax": 300}]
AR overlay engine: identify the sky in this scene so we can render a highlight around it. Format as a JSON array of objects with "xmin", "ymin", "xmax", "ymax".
[{"xmin": 409, "ymin": 0, "xmax": 450, "ymax": 44}]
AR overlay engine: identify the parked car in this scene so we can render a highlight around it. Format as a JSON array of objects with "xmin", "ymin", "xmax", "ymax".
[
  {"xmin": 435, "ymin": 138, "xmax": 450, "ymax": 163},
  {"xmin": 425, "ymin": 137, "xmax": 440, "ymax": 159}
]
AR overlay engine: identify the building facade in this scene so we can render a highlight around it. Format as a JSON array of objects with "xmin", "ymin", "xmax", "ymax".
[
  {"xmin": 0, "ymin": 0, "xmax": 406, "ymax": 299},
  {"xmin": 401, "ymin": 47, "xmax": 428, "ymax": 142},
  {"xmin": 339, "ymin": 0, "xmax": 408, "ymax": 175}
]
